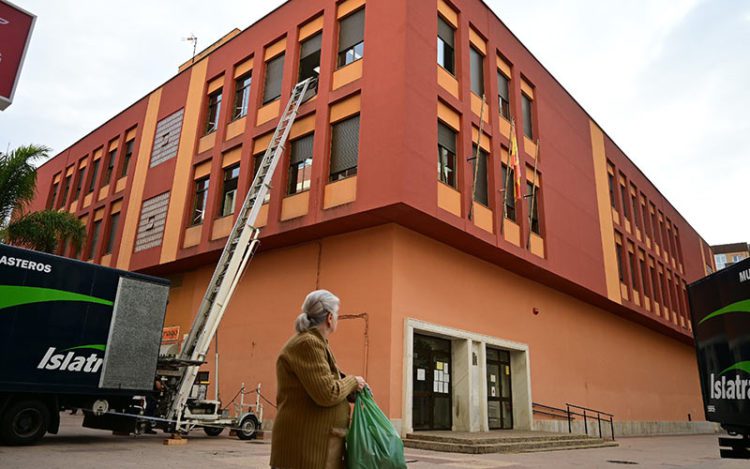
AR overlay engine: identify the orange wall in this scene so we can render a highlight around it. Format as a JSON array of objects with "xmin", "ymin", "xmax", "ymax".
[
  {"xmin": 389, "ymin": 225, "xmax": 702, "ymax": 421},
  {"xmin": 164, "ymin": 224, "xmax": 702, "ymax": 424},
  {"xmin": 163, "ymin": 226, "xmax": 396, "ymax": 421}
]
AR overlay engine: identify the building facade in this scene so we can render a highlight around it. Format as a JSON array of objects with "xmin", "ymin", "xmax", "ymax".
[
  {"xmin": 712, "ymin": 243, "xmax": 749, "ymax": 271},
  {"xmin": 29, "ymin": 0, "xmax": 716, "ymax": 435}
]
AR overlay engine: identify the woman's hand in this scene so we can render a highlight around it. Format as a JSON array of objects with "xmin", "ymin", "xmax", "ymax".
[{"xmin": 354, "ymin": 376, "xmax": 367, "ymax": 391}]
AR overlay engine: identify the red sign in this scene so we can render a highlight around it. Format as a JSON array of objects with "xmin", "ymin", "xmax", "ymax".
[
  {"xmin": 162, "ymin": 326, "xmax": 181, "ymax": 343},
  {"xmin": 0, "ymin": 1, "xmax": 35, "ymax": 110}
]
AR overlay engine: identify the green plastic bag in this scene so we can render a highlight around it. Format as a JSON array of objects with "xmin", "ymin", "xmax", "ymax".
[{"xmin": 346, "ymin": 388, "xmax": 407, "ymax": 469}]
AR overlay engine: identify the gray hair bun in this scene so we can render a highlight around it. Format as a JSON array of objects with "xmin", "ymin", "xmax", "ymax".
[{"xmin": 295, "ymin": 289, "xmax": 340, "ymax": 333}]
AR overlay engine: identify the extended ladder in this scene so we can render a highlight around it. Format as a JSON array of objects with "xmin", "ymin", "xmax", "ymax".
[{"xmin": 167, "ymin": 77, "xmax": 316, "ymax": 430}]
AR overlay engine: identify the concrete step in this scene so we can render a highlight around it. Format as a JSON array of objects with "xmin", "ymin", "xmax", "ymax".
[
  {"xmin": 403, "ymin": 436, "xmax": 618, "ymax": 454},
  {"xmin": 405, "ymin": 432, "xmax": 585, "ymax": 445}
]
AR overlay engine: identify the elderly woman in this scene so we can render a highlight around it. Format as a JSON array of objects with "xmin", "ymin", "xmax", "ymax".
[{"xmin": 271, "ymin": 290, "xmax": 366, "ymax": 469}]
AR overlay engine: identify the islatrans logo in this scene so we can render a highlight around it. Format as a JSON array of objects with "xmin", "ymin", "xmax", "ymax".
[
  {"xmin": 710, "ymin": 362, "xmax": 750, "ymax": 402},
  {"xmin": 37, "ymin": 345, "xmax": 106, "ymax": 373}
]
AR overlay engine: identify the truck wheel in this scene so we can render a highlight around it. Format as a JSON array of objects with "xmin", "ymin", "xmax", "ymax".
[
  {"xmin": 0, "ymin": 400, "xmax": 50, "ymax": 445},
  {"xmin": 236, "ymin": 415, "xmax": 259, "ymax": 440},
  {"xmin": 203, "ymin": 426, "xmax": 223, "ymax": 437}
]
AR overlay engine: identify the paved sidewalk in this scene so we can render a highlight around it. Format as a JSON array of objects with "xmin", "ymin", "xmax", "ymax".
[{"xmin": 0, "ymin": 415, "xmax": 746, "ymax": 468}]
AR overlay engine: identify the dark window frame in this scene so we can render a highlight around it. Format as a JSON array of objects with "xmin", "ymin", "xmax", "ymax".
[
  {"xmin": 329, "ymin": 115, "xmax": 360, "ymax": 182},
  {"xmin": 232, "ymin": 73, "xmax": 252, "ymax": 120},
  {"xmin": 469, "ymin": 46, "xmax": 485, "ymax": 96},
  {"xmin": 104, "ymin": 148, "xmax": 117, "ymax": 185},
  {"xmin": 88, "ymin": 159, "xmax": 100, "ymax": 194},
  {"xmin": 526, "ymin": 180, "xmax": 541, "ymax": 235},
  {"xmin": 471, "ymin": 145, "xmax": 489, "ymax": 207},
  {"xmin": 59, "ymin": 175, "xmax": 72, "ymax": 208},
  {"xmin": 87, "ymin": 219, "xmax": 102, "ymax": 260},
  {"xmin": 191, "ymin": 177, "xmax": 210, "ymax": 226},
  {"xmin": 299, "ymin": 32, "xmax": 322, "ymax": 98},
  {"xmin": 437, "ymin": 15, "xmax": 455, "ymax": 75},
  {"xmin": 497, "ymin": 70, "xmax": 511, "ymax": 120},
  {"xmin": 205, "ymin": 88, "xmax": 223, "ymax": 135},
  {"xmin": 74, "ymin": 167, "xmax": 85, "ymax": 200},
  {"xmin": 104, "ymin": 212, "xmax": 120, "ymax": 255},
  {"xmin": 288, "ymin": 133, "xmax": 314, "ymax": 195},
  {"xmin": 121, "ymin": 139, "xmax": 134, "ymax": 178},
  {"xmin": 220, "ymin": 164, "xmax": 240, "ymax": 217},
  {"xmin": 437, "ymin": 121, "xmax": 457, "ymax": 189},
  {"xmin": 501, "ymin": 163, "xmax": 516, "ymax": 221},
  {"xmin": 521, "ymin": 92, "xmax": 534, "ymax": 139},
  {"xmin": 263, "ymin": 53, "xmax": 285, "ymax": 104},
  {"xmin": 338, "ymin": 8, "xmax": 365, "ymax": 68}
]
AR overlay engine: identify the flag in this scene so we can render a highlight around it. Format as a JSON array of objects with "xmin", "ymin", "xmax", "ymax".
[{"xmin": 509, "ymin": 119, "xmax": 523, "ymax": 200}]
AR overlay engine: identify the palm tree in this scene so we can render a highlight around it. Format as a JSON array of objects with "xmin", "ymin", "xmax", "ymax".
[{"xmin": 0, "ymin": 144, "xmax": 86, "ymax": 253}]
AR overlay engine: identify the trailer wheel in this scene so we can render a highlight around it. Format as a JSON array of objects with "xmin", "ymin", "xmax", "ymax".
[
  {"xmin": 236, "ymin": 415, "xmax": 259, "ymax": 440},
  {"xmin": 0, "ymin": 400, "xmax": 50, "ymax": 445},
  {"xmin": 203, "ymin": 426, "xmax": 223, "ymax": 437}
]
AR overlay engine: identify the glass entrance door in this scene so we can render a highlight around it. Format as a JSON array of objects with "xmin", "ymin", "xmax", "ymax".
[
  {"xmin": 412, "ymin": 333, "xmax": 452, "ymax": 430},
  {"xmin": 487, "ymin": 347, "xmax": 513, "ymax": 430}
]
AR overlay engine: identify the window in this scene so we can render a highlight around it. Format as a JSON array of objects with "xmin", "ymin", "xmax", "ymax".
[
  {"xmin": 526, "ymin": 181, "xmax": 541, "ymax": 235},
  {"xmin": 733, "ymin": 254, "xmax": 745, "ymax": 263},
  {"xmin": 88, "ymin": 160, "xmax": 100, "ymax": 194},
  {"xmin": 659, "ymin": 270, "xmax": 669, "ymax": 310},
  {"xmin": 104, "ymin": 212, "xmax": 120, "ymax": 255},
  {"xmin": 437, "ymin": 122, "xmax": 457, "ymax": 188},
  {"xmin": 650, "ymin": 205, "xmax": 659, "ymax": 247},
  {"xmin": 192, "ymin": 177, "xmax": 210, "ymax": 225},
  {"xmin": 289, "ymin": 134, "xmax": 314, "ymax": 195},
  {"xmin": 437, "ymin": 16, "xmax": 455, "ymax": 74},
  {"xmin": 521, "ymin": 93, "xmax": 533, "ymax": 138},
  {"xmin": 232, "ymin": 73, "xmax": 252, "ymax": 119},
  {"xmin": 650, "ymin": 264, "xmax": 660, "ymax": 305},
  {"xmin": 469, "ymin": 46, "xmax": 484, "ymax": 96},
  {"xmin": 48, "ymin": 183, "xmax": 59, "ymax": 209},
  {"xmin": 299, "ymin": 32, "xmax": 322, "ymax": 97},
  {"xmin": 263, "ymin": 54, "xmax": 285, "ymax": 104},
  {"xmin": 220, "ymin": 165, "xmax": 240, "ymax": 217},
  {"xmin": 205, "ymin": 89, "xmax": 222, "ymax": 134},
  {"xmin": 497, "ymin": 71, "xmax": 510, "ymax": 119},
  {"xmin": 628, "ymin": 250, "xmax": 638, "ymax": 289},
  {"xmin": 619, "ymin": 183, "xmax": 629, "ymax": 220},
  {"xmin": 330, "ymin": 115, "xmax": 360, "ymax": 181},
  {"xmin": 640, "ymin": 257, "xmax": 650, "ymax": 299},
  {"xmin": 121, "ymin": 139, "xmax": 134, "ymax": 178},
  {"xmin": 104, "ymin": 148, "xmax": 117, "ymax": 184},
  {"xmin": 615, "ymin": 241, "xmax": 625, "ymax": 282},
  {"xmin": 631, "ymin": 189, "xmax": 640, "ymax": 229},
  {"xmin": 60, "ymin": 175, "xmax": 71, "ymax": 208},
  {"xmin": 74, "ymin": 167, "xmax": 85, "ymax": 200},
  {"xmin": 715, "ymin": 254, "xmax": 727, "ymax": 270},
  {"xmin": 608, "ymin": 172, "xmax": 616, "ymax": 208},
  {"xmin": 471, "ymin": 145, "xmax": 489, "ymax": 206},
  {"xmin": 501, "ymin": 164, "xmax": 516, "ymax": 221},
  {"xmin": 641, "ymin": 196, "xmax": 650, "ymax": 238},
  {"xmin": 338, "ymin": 8, "xmax": 365, "ymax": 67},
  {"xmin": 88, "ymin": 220, "xmax": 102, "ymax": 260}
]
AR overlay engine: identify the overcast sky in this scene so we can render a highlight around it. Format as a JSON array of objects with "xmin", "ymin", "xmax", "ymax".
[{"xmin": 1, "ymin": 0, "xmax": 747, "ymax": 246}]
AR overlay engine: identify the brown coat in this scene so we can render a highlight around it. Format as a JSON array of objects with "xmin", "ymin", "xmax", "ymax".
[{"xmin": 270, "ymin": 329, "xmax": 358, "ymax": 469}]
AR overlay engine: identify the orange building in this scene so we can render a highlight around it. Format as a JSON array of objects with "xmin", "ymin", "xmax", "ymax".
[{"xmin": 30, "ymin": 0, "xmax": 717, "ymax": 436}]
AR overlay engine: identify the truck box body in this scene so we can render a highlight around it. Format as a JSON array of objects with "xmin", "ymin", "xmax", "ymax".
[
  {"xmin": 0, "ymin": 244, "xmax": 170, "ymax": 397},
  {"xmin": 688, "ymin": 257, "xmax": 750, "ymax": 431}
]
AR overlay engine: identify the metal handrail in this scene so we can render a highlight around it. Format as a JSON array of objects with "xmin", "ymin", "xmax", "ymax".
[
  {"xmin": 532, "ymin": 401, "xmax": 615, "ymax": 441},
  {"xmin": 566, "ymin": 403, "xmax": 615, "ymax": 441}
]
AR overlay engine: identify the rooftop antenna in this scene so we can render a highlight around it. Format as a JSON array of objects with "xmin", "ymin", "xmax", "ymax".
[{"xmin": 183, "ymin": 34, "xmax": 198, "ymax": 64}]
